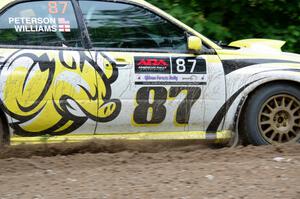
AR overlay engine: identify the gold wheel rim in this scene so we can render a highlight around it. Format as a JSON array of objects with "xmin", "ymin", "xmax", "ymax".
[{"xmin": 258, "ymin": 94, "xmax": 300, "ymax": 144}]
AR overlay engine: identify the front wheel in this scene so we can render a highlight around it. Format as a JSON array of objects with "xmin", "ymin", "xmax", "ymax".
[{"xmin": 240, "ymin": 83, "xmax": 300, "ymax": 145}]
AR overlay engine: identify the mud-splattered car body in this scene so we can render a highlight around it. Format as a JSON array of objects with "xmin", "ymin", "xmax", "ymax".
[{"xmin": 0, "ymin": 0, "xmax": 299, "ymax": 145}]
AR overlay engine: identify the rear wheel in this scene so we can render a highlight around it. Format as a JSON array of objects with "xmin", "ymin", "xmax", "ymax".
[
  {"xmin": 0, "ymin": 116, "xmax": 9, "ymax": 148},
  {"xmin": 240, "ymin": 83, "xmax": 300, "ymax": 145},
  {"xmin": 0, "ymin": 117, "xmax": 5, "ymax": 148}
]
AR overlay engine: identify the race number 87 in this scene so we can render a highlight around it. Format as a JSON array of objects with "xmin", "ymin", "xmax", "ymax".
[
  {"xmin": 172, "ymin": 57, "xmax": 206, "ymax": 74},
  {"xmin": 48, "ymin": 1, "xmax": 68, "ymax": 14},
  {"xmin": 133, "ymin": 87, "xmax": 201, "ymax": 125}
]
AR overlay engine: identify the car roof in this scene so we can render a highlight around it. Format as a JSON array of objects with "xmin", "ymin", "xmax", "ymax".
[
  {"xmin": 0, "ymin": 0, "xmax": 146, "ymax": 10},
  {"xmin": 0, "ymin": 0, "xmax": 14, "ymax": 10}
]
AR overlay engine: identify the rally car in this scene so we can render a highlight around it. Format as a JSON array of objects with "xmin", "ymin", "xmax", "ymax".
[{"xmin": 0, "ymin": 0, "xmax": 299, "ymax": 146}]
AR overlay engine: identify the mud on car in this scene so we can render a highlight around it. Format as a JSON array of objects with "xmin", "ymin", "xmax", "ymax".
[{"xmin": 0, "ymin": 0, "xmax": 299, "ymax": 147}]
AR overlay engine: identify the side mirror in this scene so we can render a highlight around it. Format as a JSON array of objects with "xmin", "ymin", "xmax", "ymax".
[{"xmin": 188, "ymin": 36, "xmax": 202, "ymax": 53}]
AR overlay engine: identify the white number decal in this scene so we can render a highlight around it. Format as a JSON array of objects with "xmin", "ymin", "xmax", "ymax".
[
  {"xmin": 188, "ymin": 59, "xmax": 197, "ymax": 73},
  {"xmin": 176, "ymin": 59, "xmax": 197, "ymax": 73},
  {"xmin": 176, "ymin": 59, "xmax": 186, "ymax": 72}
]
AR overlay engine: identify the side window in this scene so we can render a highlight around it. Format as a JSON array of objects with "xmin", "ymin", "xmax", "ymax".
[
  {"xmin": 79, "ymin": 1, "xmax": 187, "ymax": 51},
  {"xmin": 0, "ymin": 0, "xmax": 82, "ymax": 47}
]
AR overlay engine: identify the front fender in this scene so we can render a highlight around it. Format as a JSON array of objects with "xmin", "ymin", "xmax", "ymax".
[{"xmin": 222, "ymin": 68, "xmax": 300, "ymax": 132}]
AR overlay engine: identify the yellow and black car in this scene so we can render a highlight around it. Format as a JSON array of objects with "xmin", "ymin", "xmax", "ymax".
[{"xmin": 0, "ymin": 0, "xmax": 299, "ymax": 146}]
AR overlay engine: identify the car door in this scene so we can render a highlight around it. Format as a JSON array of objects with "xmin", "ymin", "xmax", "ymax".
[
  {"xmin": 0, "ymin": 0, "xmax": 100, "ymax": 136},
  {"xmin": 78, "ymin": 0, "xmax": 226, "ymax": 134}
]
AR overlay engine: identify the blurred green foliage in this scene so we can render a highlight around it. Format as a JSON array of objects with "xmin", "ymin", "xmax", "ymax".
[{"xmin": 148, "ymin": 0, "xmax": 300, "ymax": 52}]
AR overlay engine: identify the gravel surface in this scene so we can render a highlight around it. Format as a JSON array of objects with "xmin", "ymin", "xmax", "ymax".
[{"xmin": 0, "ymin": 141, "xmax": 299, "ymax": 199}]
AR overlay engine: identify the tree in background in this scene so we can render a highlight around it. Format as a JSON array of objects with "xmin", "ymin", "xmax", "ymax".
[{"xmin": 148, "ymin": 0, "xmax": 300, "ymax": 52}]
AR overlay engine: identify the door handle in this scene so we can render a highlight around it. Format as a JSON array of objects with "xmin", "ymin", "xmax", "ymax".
[
  {"xmin": 115, "ymin": 58, "xmax": 130, "ymax": 67},
  {"xmin": 100, "ymin": 52, "xmax": 130, "ymax": 68}
]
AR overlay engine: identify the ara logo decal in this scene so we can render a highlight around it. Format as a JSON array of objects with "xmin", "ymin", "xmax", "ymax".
[
  {"xmin": 135, "ymin": 56, "xmax": 171, "ymax": 74},
  {"xmin": 137, "ymin": 59, "xmax": 169, "ymax": 67}
]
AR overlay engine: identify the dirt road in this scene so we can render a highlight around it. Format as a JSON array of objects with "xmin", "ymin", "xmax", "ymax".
[{"xmin": 0, "ymin": 141, "xmax": 299, "ymax": 199}]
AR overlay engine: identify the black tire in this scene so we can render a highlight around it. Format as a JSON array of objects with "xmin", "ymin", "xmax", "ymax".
[
  {"xmin": 240, "ymin": 83, "xmax": 300, "ymax": 145},
  {"xmin": 0, "ymin": 116, "xmax": 9, "ymax": 148},
  {"xmin": 0, "ymin": 117, "xmax": 5, "ymax": 148}
]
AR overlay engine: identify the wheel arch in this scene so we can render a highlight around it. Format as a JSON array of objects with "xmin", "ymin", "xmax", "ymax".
[{"xmin": 235, "ymin": 79, "xmax": 300, "ymax": 139}]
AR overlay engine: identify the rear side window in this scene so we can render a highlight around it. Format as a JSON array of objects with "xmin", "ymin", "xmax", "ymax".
[
  {"xmin": 0, "ymin": 0, "xmax": 82, "ymax": 47},
  {"xmin": 79, "ymin": 1, "xmax": 187, "ymax": 51}
]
